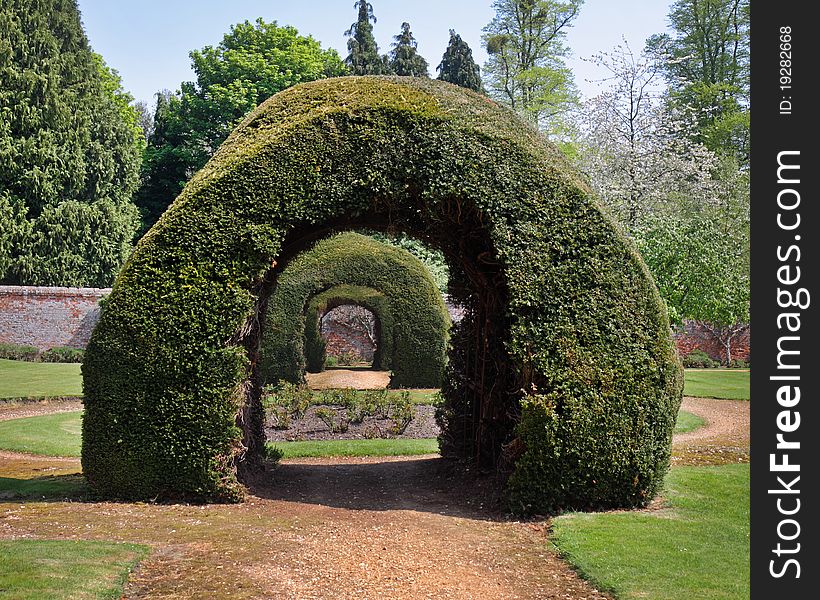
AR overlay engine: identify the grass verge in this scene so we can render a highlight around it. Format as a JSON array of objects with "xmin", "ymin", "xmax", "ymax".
[
  {"xmin": 0, "ymin": 411, "xmax": 82, "ymax": 456},
  {"xmin": 0, "ymin": 539, "xmax": 149, "ymax": 600},
  {"xmin": 0, "ymin": 407, "xmax": 702, "ymax": 458},
  {"xmin": 0, "ymin": 358, "xmax": 82, "ymax": 399},
  {"xmin": 683, "ymin": 369, "xmax": 749, "ymax": 400},
  {"xmin": 551, "ymin": 463, "xmax": 750, "ymax": 600},
  {"xmin": 0, "ymin": 473, "xmax": 86, "ymax": 500},
  {"xmin": 674, "ymin": 410, "xmax": 704, "ymax": 433},
  {"xmin": 269, "ymin": 437, "xmax": 439, "ymax": 458}
]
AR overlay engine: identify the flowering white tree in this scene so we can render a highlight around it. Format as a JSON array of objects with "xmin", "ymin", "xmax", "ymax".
[
  {"xmin": 572, "ymin": 41, "xmax": 750, "ymax": 363},
  {"xmin": 573, "ymin": 41, "xmax": 719, "ymax": 231}
]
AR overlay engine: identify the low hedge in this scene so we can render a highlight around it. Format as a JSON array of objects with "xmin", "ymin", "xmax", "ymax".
[
  {"xmin": 82, "ymin": 76, "xmax": 681, "ymax": 510},
  {"xmin": 260, "ymin": 233, "xmax": 449, "ymax": 388}
]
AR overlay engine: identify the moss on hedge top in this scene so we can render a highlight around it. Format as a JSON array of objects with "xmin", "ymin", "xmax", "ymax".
[
  {"xmin": 260, "ymin": 232, "xmax": 449, "ymax": 388},
  {"xmin": 83, "ymin": 76, "xmax": 682, "ymax": 511}
]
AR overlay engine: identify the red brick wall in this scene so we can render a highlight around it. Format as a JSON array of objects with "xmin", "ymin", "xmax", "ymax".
[
  {"xmin": 0, "ymin": 286, "xmax": 110, "ymax": 350},
  {"xmin": 673, "ymin": 320, "xmax": 750, "ymax": 364}
]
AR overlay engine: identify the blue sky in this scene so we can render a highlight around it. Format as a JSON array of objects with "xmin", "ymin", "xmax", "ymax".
[{"xmin": 76, "ymin": 0, "xmax": 672, "ymax": 106}]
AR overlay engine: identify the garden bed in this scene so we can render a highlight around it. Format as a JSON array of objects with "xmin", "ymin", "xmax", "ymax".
[{"xmin": 266, "ymin": 404, "xmax": 440, "ymax": 442}]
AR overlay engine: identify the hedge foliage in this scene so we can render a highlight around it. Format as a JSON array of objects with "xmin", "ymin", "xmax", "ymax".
[
  {"xmin": 260, "ymin": 233, "xmax": 449, "ymax": 388},
  {"xmin": 303, "ymin": 284, "xmax": 389, "ymax": 373},
  {"xmin": 82, "ymin": 76, "xmax": 681, "ymax": 510}
]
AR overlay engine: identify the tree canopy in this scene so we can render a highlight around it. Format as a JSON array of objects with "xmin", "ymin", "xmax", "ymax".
[
  {"xmin": 388, "ymin": 22, "xmax": 428, "ymax": 77},
  {"xmin": 134, "ymin": 18, "xmax": 346, "ymax": 233},
  {"xmin": 482, "ymin": 0, "xmax": 583, "ymax": 130},
  {"xmin": 648, "ymin": 0, "xmax": 750, "ymax": 165},
  {"xmin": 436, "ymin": 30, "xmax": 483, "ymax": 92},
  {"xmin": 0, "ymin": 0, "xmax": 143, "ymax": 286}
]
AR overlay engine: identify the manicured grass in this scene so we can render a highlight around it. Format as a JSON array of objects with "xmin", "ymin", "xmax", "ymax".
[
  {"xmin": 0, "ymin": 358, "xmax": 82, "ymax": 399},
  {"xmin": 0, "ymin": 407, "xmax": 700, "ymax": 458},
  {"xmin": 269, "ymin": 437, "xmax": 439, "ymax": 458},
  {"xmin": 683, "ymin": 368, "xmax": 750, "ymax": 400},
  {"xmin": 674, "ymin": 409, "xmax": 704, "ymax": 434},
  {"xmin": 0, "ymin": 539, "xmax": 149, "ymax": 600},
  {"xmin": 389, "ymin": 389, "xmax": 440, "ymax": 405},
  {"xmin": 551, "ymin": 464, "xmax": 750, "ymax": 600},
  {"xmin": 0, "ymin": 411, "xmax": 82, "ymax": 456}
]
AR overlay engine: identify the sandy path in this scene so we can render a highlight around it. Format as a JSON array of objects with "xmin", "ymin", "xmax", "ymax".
[
  {"xmin": 672, "ymin": 396, "xmax": 750, "ymax": 465},
  {"xmin": 305, "ymin": 369, "xmax": 391, "ymax": 390}
]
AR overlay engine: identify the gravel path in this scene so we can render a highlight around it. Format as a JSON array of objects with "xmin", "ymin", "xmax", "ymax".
[
  {"xmin": 0, "ymin": 399, "xmax": 83, "ymax": 421},
  {"xmin": 672, "ymin": 396, "xmax": 750, "ymax": 465},
  {"xmin": 305, "ymin": 369, "xmax": 391, "ymax": 390}
]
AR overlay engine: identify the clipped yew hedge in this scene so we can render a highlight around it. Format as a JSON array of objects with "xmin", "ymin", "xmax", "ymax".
[
  {"xmin": 260, "ymin": 233, "xmax": 449, "ymax": 388},
  {"xmin": 82, "ymin": 76, "xmax": 682, "ymax": 511},
  {"xmin": 303, "ymin": 284, "xmax": 389, "ymax": 373}
]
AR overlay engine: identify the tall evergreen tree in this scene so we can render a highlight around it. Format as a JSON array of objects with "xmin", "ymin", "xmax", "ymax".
[
  {"xmin": 345, "ymin": 0, "xmax": 392, "ymax": 75},
  {"xmin": 436, "ymin": 30, "xmax": 483, "ymax": 92},
  {"xmin": 388, "ymin": 22, "xmax": 428, "ymax": 77},
  {"xmin": 134, "ymin": 19, "xmax": 346, "ymax": 234},
  {"xmin": 0, "ymin": 0, "xmax": 142, "ymax": 286}
]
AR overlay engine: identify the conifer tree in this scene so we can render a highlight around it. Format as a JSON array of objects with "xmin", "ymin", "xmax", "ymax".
[
  {"xmin": 436, "ymin": 30, "xmax": 483, "ymax": 92},
  {"xmin": 388, "ymin": 22, "xmax": 428, "ymax": 77},
  {"xmin": 0, "ymin": 0, "xmax": 142, "ymax": 286},
  {"xmin": 345, "ymin": 1, "xmax": 392, "ymax": 75}
]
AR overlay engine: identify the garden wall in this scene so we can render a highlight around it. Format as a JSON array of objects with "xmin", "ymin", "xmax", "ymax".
[
  {"xmin": 0, "ymin": 286, "xmax": 109, "ymax": 350},
  {"xmin": 673, "ymin": 320, "xmax": 750, "ymax": 364}
]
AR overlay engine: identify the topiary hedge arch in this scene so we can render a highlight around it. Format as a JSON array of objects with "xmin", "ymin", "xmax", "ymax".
[
  {"xmin": 260, "ymin": 232, "xmax": 449, "ymax": 388},
  {"xmin": 82, "ymin": 76, "xmax": 682, "ymax": 513},
  {"xmin": 303, "ymin": 284, "xmax": 388, "ymax": 373}
]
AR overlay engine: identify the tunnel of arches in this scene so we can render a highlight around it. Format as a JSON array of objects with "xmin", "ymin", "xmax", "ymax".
[
  {"xmin": 305, "ymin": 286, "xmax": 386, "ymax": 372},
  {"xmin": 259, "ymin": 232, "xmax": 449, "ymax": 389},
  {"xmin": 81, "ymin": 76, "xmax": 682, "ymax": 515}
]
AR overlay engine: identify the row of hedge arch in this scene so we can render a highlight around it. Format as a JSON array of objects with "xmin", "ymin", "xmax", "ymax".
[
  {"xmin": 81, "ymin": 76, "xmax": 682, "ymax": 513},
  {"xmin": 260, "ymin": 232, "xmax": 450, "ymax": 388},
  {"xmin": 304, "ymin": 284, "xmax": 387, "ymax": 372}
]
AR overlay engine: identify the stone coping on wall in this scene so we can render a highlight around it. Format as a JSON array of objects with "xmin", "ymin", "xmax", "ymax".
[{"xmin": 0, "ymin": 285, "xmax": 111, "ymax": 296}]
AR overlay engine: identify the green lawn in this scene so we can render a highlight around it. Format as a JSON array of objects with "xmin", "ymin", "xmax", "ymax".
[
  {"xmin": 0, "ymin": 539, "xmax": 149, "ymax": 600},
  {"xmin": 551, "ymin": 463, "xmax": 750, "ymax": 600},
  {"xmin": 674, "ymin": 410, "xmax": 704, "ymax": 433},
  {"xmin": 683, "ymin": 368, "xmax": 750, "ymax": 400},
  {"xmin": 0, "ymin": 407, "xmax": 702, "ymax": 458},
  {"xmin": 269, "ymin": 437, "xmax": 439, "ymax": 458},
  {"xmin": 0, "ymin": 358, "xmax": 82, "ymax": 399},
  {"xmin": 0, "ymin": 473, "xmax": 87, "ymax": 500},
  {"xmin": 0, "ymin": 411, "xmax": 82, "ymax": 456}
]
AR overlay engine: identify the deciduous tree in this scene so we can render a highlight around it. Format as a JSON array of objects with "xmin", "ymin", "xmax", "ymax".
[
  {"xmin": 482, "ymin": 0, "xmax": 583, "ymax": 130},
  {"xmin": 134, "ymin": 19, "xmax": 346, "ymax": 233}
]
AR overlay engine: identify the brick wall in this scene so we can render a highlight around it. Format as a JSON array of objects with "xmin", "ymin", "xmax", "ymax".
[
  {"xmin": 321, "ymin": 305, "xmax": 376, "ymax": 362},
  {"xmin": 673, "ymin": 320, "xmax": 750, "ymax": 365},
  {"xmin": 0, "ymin": 286, "xmax": 110, "ymax": 350}
]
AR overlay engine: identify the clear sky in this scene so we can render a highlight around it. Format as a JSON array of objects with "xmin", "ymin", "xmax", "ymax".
[{"xmin": 75, "ymin": 0, "xmax": 672, "ymax": 107}]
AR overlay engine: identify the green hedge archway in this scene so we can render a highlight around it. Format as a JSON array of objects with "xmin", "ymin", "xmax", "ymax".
[
  {"xmin": 81, "ymin": 76, "xmax": 682, "ymax": 512},
  {"xmin": 303, "ymin": 285, "xmax": 388, "ymax": 373},
  {"xmin": 260, "ymin": 232, "xmax": 449, "ymax": 388}
]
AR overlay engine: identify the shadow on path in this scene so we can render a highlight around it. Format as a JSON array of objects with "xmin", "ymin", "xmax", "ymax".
[{"xmin": 250, "ymin": 455, "xmax": 504, "ymax": 521}]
